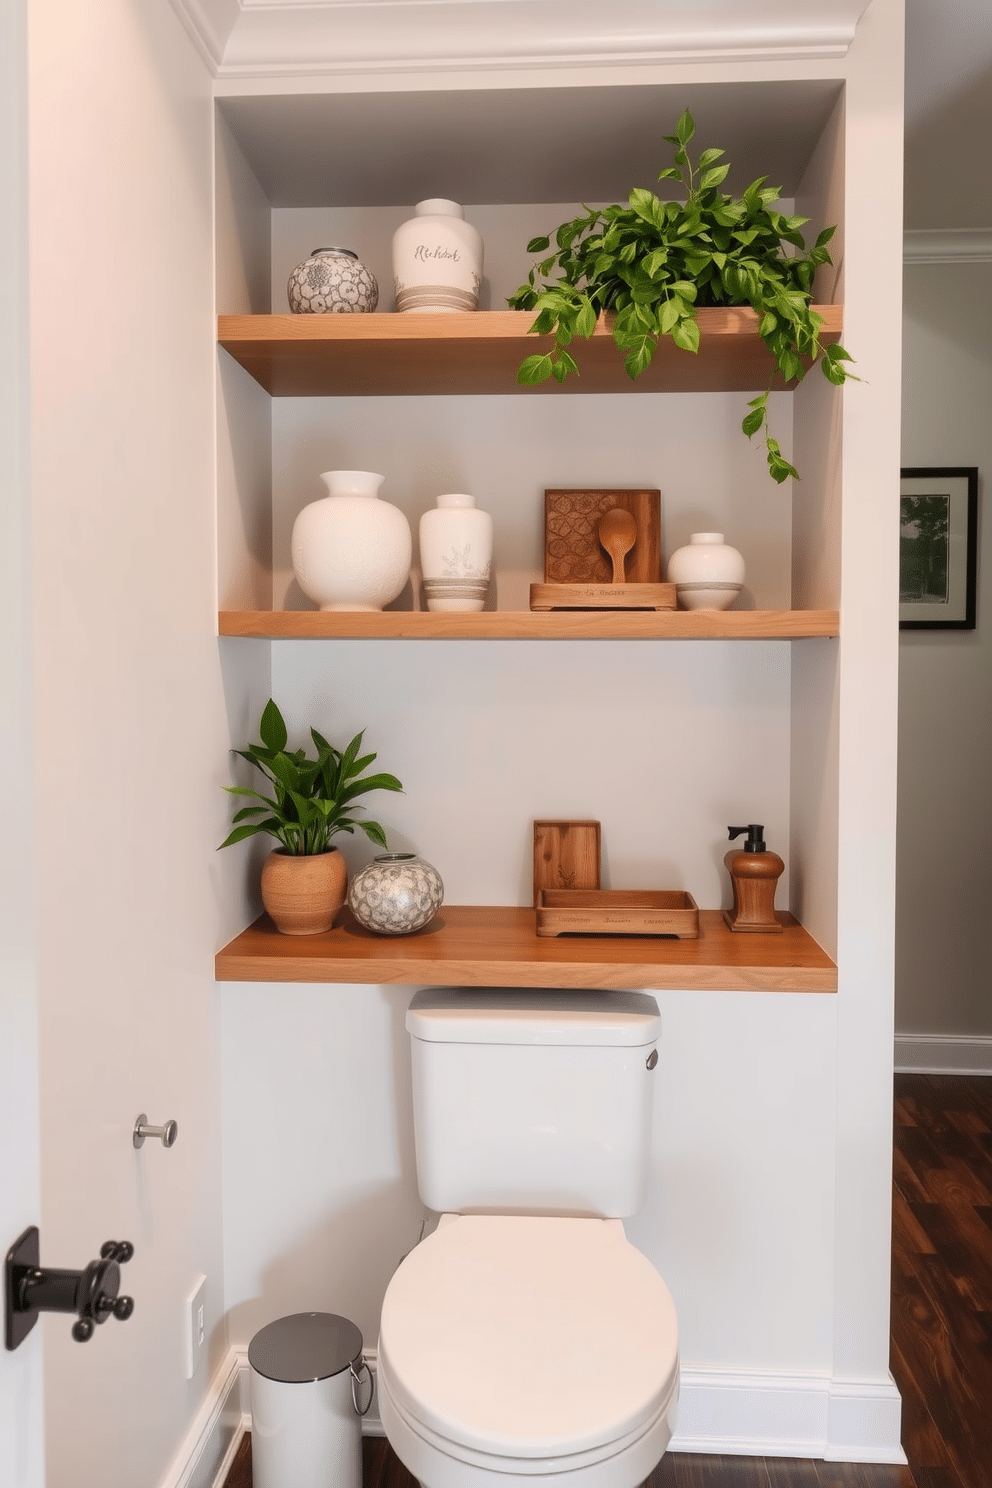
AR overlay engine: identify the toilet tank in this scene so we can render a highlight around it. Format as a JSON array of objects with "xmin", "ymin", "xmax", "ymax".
[{"xmin": 406, "ymin": 987, "xmax": 661, "ymax": 1218}]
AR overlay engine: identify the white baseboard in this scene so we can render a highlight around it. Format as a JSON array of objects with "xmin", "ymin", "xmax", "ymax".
[
  {"xmin": 159, "ymin": 1346, "xmax": 384, "ymax": 1488},
  {"xmin": 165, "ymin": 1348, "xmax": 905, "ymax": 1482},
  {"xmin": 670, "ymin": 1367, "xmax": 905, "ymax": 1463},
  {"xmin": 157, "ymin": 1347, "xmax": 249, "ymax": 1488},
  {"xmin": 895, "ymin": 1034, "xmax": 992, "ymax": 1075}
]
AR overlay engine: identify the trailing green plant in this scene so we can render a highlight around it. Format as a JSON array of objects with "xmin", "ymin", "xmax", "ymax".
[
  {"xmin": 507, "ymin": 109, "xmax": 855, "ymax": 484},
  {"xmin": 219, "ymin": 698, "xmax": 403, "ymax": 856}
]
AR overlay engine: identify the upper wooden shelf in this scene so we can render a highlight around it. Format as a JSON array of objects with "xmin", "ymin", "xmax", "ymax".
[
  {"xmin": 219, "ymin": 609, "xmax": 838, "ymax": 640},
  {"xmin": 217, "ymin": 307, "xmax": 844, "ymax": 398},
  {"xmin": 216, "ymin": 906, "xmax": 837, "ymax": 993}
]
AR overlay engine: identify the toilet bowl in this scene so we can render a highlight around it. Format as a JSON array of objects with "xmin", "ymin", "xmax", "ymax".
[{"xmin": 378, "ymin": 1212, "xmax": 679, "ymax": 1488}]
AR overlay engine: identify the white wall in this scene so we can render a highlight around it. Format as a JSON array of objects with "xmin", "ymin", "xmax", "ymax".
[
  {"xmin": 217, "ymin": 1, "xmax": 906, "ymax": 1465},
  {"xmin": 0, "ymin": 0, "xmax": 45, "ymax": 1481},
  {"xmin": 824, "ymin": 0, "xmax": 903, "ymax": 1443},
  {"xmin": 11, "ymin": 0, "xmax": 905, "ymax": 1476},
  {"xmin": 26, "ymin": 2, "xmax": 235, "ymax": 1484},
  {"xmin": 222, "ymin": 984, "xmax": 840, "ymax": 1375},
  {"xmin": 897, "ymin": 258, "xmax": 992, "ymax": 1040}
]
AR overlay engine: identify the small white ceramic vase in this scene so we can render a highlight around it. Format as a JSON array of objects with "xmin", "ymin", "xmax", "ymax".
[
  {"xmin": 348, "ymin": 853, "xmax": 444, "ymax": 935},
  {"xmin": 291, "ymin": 471, "xmax": 412, "ymax": 612},
  {"xmin": 419, "ymin": 493, "xmax": 493, "ymax": 612},
  {"xmin": 667, "ymin": 532, "xmax": 745, "ymax": 611},
  {"xmin": 287, "ymin": 247, "xmax": 378, "ymax": 314},
  {"xmin": 392, "ymin": 200, "xmax": 483, "ymax": 313}
]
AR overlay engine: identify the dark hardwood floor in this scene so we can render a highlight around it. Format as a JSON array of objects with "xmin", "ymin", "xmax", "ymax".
[{"xmin": 224, "ymin": 1074, "xmax": 992, "ymax": 1488}]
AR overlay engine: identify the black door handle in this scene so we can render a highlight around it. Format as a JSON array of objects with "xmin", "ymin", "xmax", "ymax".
[{"xmin": 4, "ymin": 1227, "xmax": 135, "ymax": 1350}]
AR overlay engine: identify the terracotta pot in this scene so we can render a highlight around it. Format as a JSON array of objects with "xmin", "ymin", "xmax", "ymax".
[{"xmin": 260, "ymin": 849, "xmax": 347, "ymax": 935}]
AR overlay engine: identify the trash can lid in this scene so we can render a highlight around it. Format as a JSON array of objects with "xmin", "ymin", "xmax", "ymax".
[{"xmin": 248, "ymin": 1312, "xmax": 364, "ymax": 1383}]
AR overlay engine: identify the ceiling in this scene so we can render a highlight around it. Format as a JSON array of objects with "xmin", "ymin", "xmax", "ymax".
[
  {"xmin": 174, "ymin": 0, "xmax": 872, "ymax": 73},
  {"xmin": 218, "ymin": 80, "xmax": 843, "ymax": 209},
  {"xmin": 172, "ymin": 0, "xmax": 992, "ymax": 232}
]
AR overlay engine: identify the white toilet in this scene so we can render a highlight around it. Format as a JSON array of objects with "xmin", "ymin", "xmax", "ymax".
[{"xmin": 377, "ymin": 987, "xmax": 679, "ymax": 1488}]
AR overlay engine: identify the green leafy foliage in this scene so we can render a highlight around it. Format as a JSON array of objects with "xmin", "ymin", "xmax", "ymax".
[
  {"xmin": 507, "ymin": 108, "xmax": 856, "ymax": 483},
  {"xmin": 219, "ymin": 698, "xmax": 403, "ymax": 857}
]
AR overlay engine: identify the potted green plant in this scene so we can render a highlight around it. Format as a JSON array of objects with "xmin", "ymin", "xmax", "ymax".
[
  {"xmin": 507, "ymin": 109, "xmax": 855, "ymax": 484},
  {"xmin": 219, "ymin": 698, "xmax": 403, "ymax": 935}
]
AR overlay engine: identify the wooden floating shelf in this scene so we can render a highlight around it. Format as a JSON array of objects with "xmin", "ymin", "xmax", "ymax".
[
  {"xmin": 217, "ymin": 307, "xmax": 843, "ymax": 398},
  {"xmin": 215, "ymin": 907, "xmax": 837, "ymax": 993},
  {"xmin": 219, "ymin": 609, "xmax": 839, "ymax": 640}
]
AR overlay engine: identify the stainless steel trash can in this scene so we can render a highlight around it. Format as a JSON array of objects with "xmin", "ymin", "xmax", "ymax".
[{"xmin": 248, "ymin": 1312, "xmax": 374, "ymax": 1488}]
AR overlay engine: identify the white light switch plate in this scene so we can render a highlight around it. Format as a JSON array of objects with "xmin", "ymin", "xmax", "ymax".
[{"xmin": 185, "ymin": 1275, "xmax": 207, "ymax": 1379}]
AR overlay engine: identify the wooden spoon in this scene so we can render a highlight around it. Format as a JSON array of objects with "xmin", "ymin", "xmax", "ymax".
[{"xmin": 598, "ymin": 507, "xmax": 638, "ymax": 584}]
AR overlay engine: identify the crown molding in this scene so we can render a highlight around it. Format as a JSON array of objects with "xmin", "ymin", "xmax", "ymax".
[
  {"xmin": 168, "ymin": 0, "xmax": 872, "ymax": 80},
  {"xmin": 904, "ymin": 229, "xmax": 992, "ymax": 264}
]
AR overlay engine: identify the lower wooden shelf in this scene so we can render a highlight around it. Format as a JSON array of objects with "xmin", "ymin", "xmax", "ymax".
[
  {"xmin": 215, "ymin": 906, "xmax": 837, "ymax": 993},
  {"xmin": 218, "ymin": 610, "xmax": 839, "ymax": 640}
]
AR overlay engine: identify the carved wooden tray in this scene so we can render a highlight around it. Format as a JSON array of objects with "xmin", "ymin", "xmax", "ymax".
[
  {"xmin": 530, "ymin": 582, "xmax": 676, "ymax": 611},
  {"xmin": 543, "ymin": 488, "xmax": 662, "ymax": 585}
]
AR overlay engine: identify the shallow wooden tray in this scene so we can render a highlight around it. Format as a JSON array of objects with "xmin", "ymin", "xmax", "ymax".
[
  {"xmin": 530, "ymin": 582, "xmax": 677, "ymax": 611},
  {"xmin": 535, "ymin": 889, "xmax": 700, "ymax": 939}
]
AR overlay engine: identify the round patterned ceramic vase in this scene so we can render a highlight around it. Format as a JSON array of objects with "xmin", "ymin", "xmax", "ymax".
[
  {"xmin": 291, "ymin": 470, "xmax": 412, "ymax": 612},
  {"xmin": 666, "ymin": 532, "xmax": 745, "ymax": 611},
  {"xmin": 392, "ymin": 200, "xmax": 483, "ymax": 313},
  {"xmin": 287, "ymin": 247, "xmax": 379, "ymax": 314},
  {"xmin": 419, "ymin": 493, "xmax": 493, "ymax": 612},
  {"xmin": 348, "ymin": 853, "xmax": 444, "ymax": 935}
]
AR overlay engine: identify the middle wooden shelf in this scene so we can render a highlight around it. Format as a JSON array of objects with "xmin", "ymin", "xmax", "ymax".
[{"xmin": 219, "ymin": 609, "xmax": 839, "ymax": 640}]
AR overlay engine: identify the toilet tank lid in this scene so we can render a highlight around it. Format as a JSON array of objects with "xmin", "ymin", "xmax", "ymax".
[{"xmin": 406, "ymin": 988, "xmax": 661, "ymax": 1046}]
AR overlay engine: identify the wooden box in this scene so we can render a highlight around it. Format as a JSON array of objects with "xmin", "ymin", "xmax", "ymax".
[{"xmin": 535, "ymin": 889, "xmax": 700, "ymax": 939}]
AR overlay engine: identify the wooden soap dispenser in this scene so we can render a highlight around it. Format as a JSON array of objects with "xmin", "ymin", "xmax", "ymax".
[{"xmin": 723, "ymin": 824, "xmax": 784, "ymax": 933}]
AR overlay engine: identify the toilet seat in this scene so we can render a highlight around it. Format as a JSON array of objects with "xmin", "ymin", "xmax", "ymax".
[{"xmin": 378, "ymin": 1213, "xmax": 679, "ymax": 1475}]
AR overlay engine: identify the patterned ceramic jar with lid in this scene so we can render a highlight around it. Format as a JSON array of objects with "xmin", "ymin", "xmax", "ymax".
[
  {"xmin": 348, "ymin": 854, "xmax": 444, "ymax": 935},
  {"xmin": 287, "ymin": 247, "xmax": 379, "ymax": 314},
  {"xmin": 392, "ymin": 200, "xmax": 483, "ymax": 313}
]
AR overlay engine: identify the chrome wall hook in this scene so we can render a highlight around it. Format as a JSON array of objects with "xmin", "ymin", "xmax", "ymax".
[{"xmin": 133, "ymin": 1114, "xmax": 178, "ymax": 1149}]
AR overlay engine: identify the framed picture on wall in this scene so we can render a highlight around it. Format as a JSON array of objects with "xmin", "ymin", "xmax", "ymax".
[{"xmin": 899, "ymin": 467, "xmax": 978, "ymax": 630}]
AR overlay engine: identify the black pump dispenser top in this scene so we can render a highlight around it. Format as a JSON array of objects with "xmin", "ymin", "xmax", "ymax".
[{"xmin": 728, "ymin": 824, "xmax": 766, "ymax": 853}]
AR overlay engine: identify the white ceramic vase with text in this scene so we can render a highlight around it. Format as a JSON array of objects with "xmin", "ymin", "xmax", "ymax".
[
  {"xmin": 666, "ymin": 532, "xmax": 745, "ymax": 611},
  {"xmin": 291, "ymin": 470, "xmax": 412, "ymax": 612},
  {"xmin": 419, "ymin": 493, "xmax": 493, "ymax": 612},
  {"xmin": 392, "ymin": 199, "xmax": 483, "ymax": 313}
]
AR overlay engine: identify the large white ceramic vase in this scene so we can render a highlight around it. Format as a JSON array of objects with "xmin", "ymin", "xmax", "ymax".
[{"xmin": 292, "ymin": 470, "xmax": 412, "ymax": 612}]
